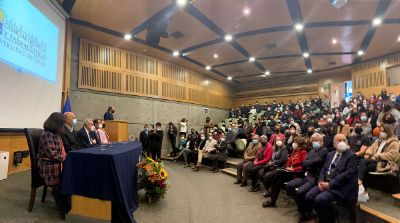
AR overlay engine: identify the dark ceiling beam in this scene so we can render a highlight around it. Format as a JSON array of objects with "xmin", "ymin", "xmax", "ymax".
[
  {"xmin": 68, "ymin": 17, "xmax": 233, "ymax": 82},
  {"xmin": 286, "ymin": 0, "xmax": 312, "ymax": 70},
  {"xmin": 354, "ymin": 0, "xmax": 392, "ymax": 64},
  {"xmin": 61, "ymin": 0, "xmax": 76, "ymax": 14},
  {"xmin": 184, "ymin": 4, "xmax": 267, "ymax": 73},
  {"xmin": 234, "ymin": 70, "xmax": 305, "ymax": 79},
  {"xmin": 128, "ymin": 3, "xmax": 178, "ymax": 36},
  {"xmin": 181, "ymin": 38, "xmax": 224, "ymax": 54}
]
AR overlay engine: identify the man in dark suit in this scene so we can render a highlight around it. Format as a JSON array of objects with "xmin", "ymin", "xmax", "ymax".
[
  {"xmin": 77, "ymin": 118, "xmax": 100, "ymax": 148},
  {"xmin": 103, "ymin": 106, "xmax": 115, "ymax": 120},
  {"xmin": 305, "ymin": 134, "xmax": 358, "ymax": 223},
  {"xmin": 286, "ymin": 133, "xmax": 328, "ymax": 222},
  {"xmin": 150, "ymin": 122, "xmax": 163, "ymax": 161},
  {"xmin": 139, "ymin": 124, "xmax": 151, "ymax": 157},
  {"xmin": 61, "ymin": 112, "xmax": 81, "ymax": 153}
]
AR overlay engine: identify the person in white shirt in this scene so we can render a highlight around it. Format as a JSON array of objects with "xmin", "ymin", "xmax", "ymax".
[
  {"xmin": 193, "ymin": 133, "xmax": 217, "ymax": 171},
  {"xmin": 180, "ymin": 118, "xmax": 188, "ymax": 137}
]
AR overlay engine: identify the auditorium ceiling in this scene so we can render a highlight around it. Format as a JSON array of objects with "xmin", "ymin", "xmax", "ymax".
[{"xmin": 58, "ymin": 0, "xmax": 400, "ymax": 90}]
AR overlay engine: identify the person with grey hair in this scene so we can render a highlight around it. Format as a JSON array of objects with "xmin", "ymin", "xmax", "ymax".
[
  {"xmin": 77, "ymin": 118, "xmax": 100, "ymax": 148},
  {"xmin": 286, "ymin": 133, "xmax": 329, "ymax": 222}
]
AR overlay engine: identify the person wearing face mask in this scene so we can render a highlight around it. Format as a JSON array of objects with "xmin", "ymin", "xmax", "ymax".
[
  {"xmin": 381, "ymin": 88, "xmax": 389, "ymax": 101},
  {"xmin": 259, "ymin": 136, "xmax": 289, "ymax": 197},
  {"xmin": 174, "ymin": 134, "xmax": 192, "ymax": 167},
  {"xmin": 300, "ymin": 114, "xmax": 311, "ymax": 135},
  {"xmin": 322, "ymin": 123, "xmax": 335, "ymax": 152},
  {"xmin": 234, "ymin": 134, "xmax": 260, "ymax": 186},
  {"xmin": 348, "ymin": 122, "xmax": 371, "ymax": 158},
  {"xmin": 347, "ymin": 108, "xmax": 360, "ymax": 126},
  {"xmin": 226, "ymin": 124, "xmax": 238, "ymax": 156},
  {"xmin": 190, "ymin": 133, "xmax": 207, "ymax": 169},
  {"xmin": 150, "ymin": 122, "xmax": 164, "ymax": 162},
  {"xmin": 61, "ymin": 112, "xmax": 81, "ymax": 153},
  {"xmin": 304, "ymin": 126, "xmax": 315, "ymax": 151},
  {"xmin": 285, "ymin": 125, "xmax": 299, "ymax": 153},
  {"xmin": 204, "ymin": 117, "xmax": 214, "ymax": 136},
  {"xmin": 103, "ymin": 106, "xmax": 115, "ymax": 120},
  {"xmin": 338, "ymin": 120, "xmax": 351, "ymax": 138},
  {"xmin": 358, "ymin": 112, "xmax": 372, "ymax": 136},
  {"xmin": 247, "ymin": 135, "xmax": 273, "ymax": 192},
  {"xmin": 358, "ymin": 119, "xmax": 400, "ymax": 201},
  {"xmin": 305, "ymin": 134, "xmax": 358, "ymax": 223},
  {"xmin": 140, "ymin": 124, "xmax": 152, "ymax": 157},
  {"xmin": 269, "ymin": 125, "xmax": 285, "ymax": 145},
  {"xmin": 94, "ymin": 118, "xmax": 109, "ymax": 144},
  {"xmin": 209, "ymin": 133, "xmax": 228, "ymax": 173},
  {"xmin": 193, "ymin": 133, "xmax": 217, "ymax": 171},
  {"xmin": 166, "ymin": 122, "xmax": 178, "ymax": 157},
  {"xmin": 77, "ymin": 118, "xmax": 100, "ymax": 148},
  {"xmin": 262, "ymin": 136, "xmax": 308, "ymax": 208},
  {"xmin": 286, "ymin": 133, "xmax": 328, "ymax": 222}
]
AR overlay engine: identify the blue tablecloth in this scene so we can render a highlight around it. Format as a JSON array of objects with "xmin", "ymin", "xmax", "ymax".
[{"xmin": 60, "ymin": 141, "xmax": 142, "ymax": 223}]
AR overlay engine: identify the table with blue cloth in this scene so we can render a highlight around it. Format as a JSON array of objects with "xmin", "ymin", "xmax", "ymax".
[{"xmin": 60, "ymin": 141, "xmax": 142, "ymax": 223}]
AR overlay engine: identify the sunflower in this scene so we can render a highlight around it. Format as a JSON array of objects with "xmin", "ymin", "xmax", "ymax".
[{"xmin": 160, "ymin": 168, "xmax": 168, "ymax": 180}]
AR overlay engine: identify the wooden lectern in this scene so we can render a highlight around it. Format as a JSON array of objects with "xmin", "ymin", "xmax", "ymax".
[{"xmin": 105, "ymin": 120, "xmax": 128, "ymax": 142}]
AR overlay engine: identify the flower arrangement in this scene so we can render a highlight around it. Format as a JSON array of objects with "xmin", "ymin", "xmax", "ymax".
[{"xmin": 137, "ymin": 155, "xmax": 168, "ymax": 202}]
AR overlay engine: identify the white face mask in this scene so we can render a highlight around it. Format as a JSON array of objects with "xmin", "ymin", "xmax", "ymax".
[
  {"xmin": 98, "ymin": 124, "xmax": 103, "ymax": 129},
  {"xmin": 181, "ymin": 137, "xmax": 185, "ymax": 140},
  {"xmin": 340, "ymin": 121, "xmax": 345, "ymax": 125},
  {"xmin": 208, "ymin": 136, "xmax": 213, "ymax": 140},
  {"xmin": 327, "ymin": 118, "xmax": 332, "ymax": 123},
  {"xmin": 72, "ymin": 118, "xmax": 78, "ymax": 126},
  {"xmin": 90, "ymin": 126, "xmax": 95, "ymax": 131},
  {"xmin": 201, "ymin": 136, "xmax": 205, "ymax": 140},
  {"xmin": 276, "ymin": 141, "xmax": 283, "ymax": 147},
  {"xmin": 380, "ymin": 132, "xmax": 387, "ymax": 139},
  {"xmin": 292, "ymin": 143, "xmax": 298, "ymax": 149},
  {"xmin": 252, "ymin": 139, "xmax": 258, "ymax": 144},
  {"xmin": 220, "ymin": 138, "xmax": 226, "ymax": 142},
  {"xmin": 337, "ymin": 141, "xmax": 348, "ymax": 153}
]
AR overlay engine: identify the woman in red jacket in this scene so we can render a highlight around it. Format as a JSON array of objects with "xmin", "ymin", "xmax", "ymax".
[
  {"xmin": 262, "ymin": 136, "xmax": 308, "ymax": 208},
  {"xmin": 247, "ymin": 135, "xmax": 273, "ymax": 192}
]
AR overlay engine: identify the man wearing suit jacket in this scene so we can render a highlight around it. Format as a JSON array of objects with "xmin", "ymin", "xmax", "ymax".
[
  {"xmin": 77, "ymin": 118, "xmax": 100, "ymax": 148},
  {"xmin": 139, "ymin": 124, "xmax": 151, "ymax": 157},
  {"xmin": 103, "ymin": 106, "xmax": 115, "ymax": 120},
  {"xmin": 150, "ymin": 122, "xmax": 163, "ymax": 162},
  {"xmin": 286, "ymin": 133, "xmax": 328, "ymax": 222},
  {"xmin": 61, "ymin": 112, "xmax": 81, "ymax": 153},
  {"xmin": 305, "ymin": 134, "xmax": 358, "ymax": 223}
]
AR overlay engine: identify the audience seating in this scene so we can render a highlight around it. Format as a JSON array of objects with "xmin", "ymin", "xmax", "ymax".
[{"xmin": 25, "ymin": 128, "xmax": 46, "ymax": 212}]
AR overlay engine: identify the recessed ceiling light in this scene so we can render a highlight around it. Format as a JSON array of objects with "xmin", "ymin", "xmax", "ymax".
[
  {"xmin": 124, "ymin": 34, "xmax": 132, "ymax": 40},
  {"xmin": 243, "ymin": 7, "xmax": 251, "ymax": 16},
  {"xmin": 294, "ymin": 23, "xmax": 304, "ymax": 32},
  {"xmin": 205, "ymin": 65, "xmax": 211, "ymax": 70},
  {"xmin": 203, "ymin": 80, "xmax": 209, "ymax": 85},
  {"xmin": 224, "ymin": 34, "xmax": 233, "ymax": 42},
  {"xmin": 357, "ymin": 50, "xmax": 364, "ymax": 56},
  {"xmin": 307, "ymin": 69, "xmax": 312, "ymax": 74},
  {"xmin": 176, "ymin": 0, "xmax": 188, "ymax": 7},
  {"xmin": 332, "ymin": 38, "xmax": 337, "ymax": 44},
  {"xmin": 261, "ymin": 74, "xmax": 266, "ymax": 77},
  {"xmin": 227, "ymin": 76, "xmax": 232, "ymax": 80},
  {"xmin": 372, "ymin": 18, "xmax": 382, "ymax": 26},
  {"xmin": 213, "ymin": 53, "xmax": 219, "ymax": 58},
  {"xmin": 249, "ymin": 57, "xmax": 255, "ymax": 62},
  {"xmin": 303, "ymin": 52, "xmax": 309, "ymax": 58},
  {"xmin": 264, "ymin": 71, "xmax": 270, "ymax": 75},
  {"xmin": 172, "ymin": 51, "xmax": 180, "ymax": 57},
  {"xmin": 397, "ymin": 36, "xmax": 400, "ymax": 42}
]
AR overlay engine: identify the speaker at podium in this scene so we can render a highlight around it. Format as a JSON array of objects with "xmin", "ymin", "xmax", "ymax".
[{"xmin": 104, "ymin": 120, "xmax": 128, "ymax": 142}]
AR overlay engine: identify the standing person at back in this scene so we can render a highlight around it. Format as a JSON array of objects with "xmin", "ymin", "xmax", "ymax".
[
  {"xmin": 204, "ymin": 117, "xmax": 214, "ymax": 136},
  {"xmin": 180, "ymin": 118, "xmax": 188, "ymax": 137},
  {"xmin": 140, "ymin": 124, "xmax": 151, "ymax": 157},
  {"xmin": 150, "ymin": 122, "xmax": 164, "ymax": 162},
  {"xmin": 167, "ymin": 122, "xmax": 178, "ymax": 157},
  {"xmin": 103, "ymin": 106, "xmax": 115, "ymax": 120}
]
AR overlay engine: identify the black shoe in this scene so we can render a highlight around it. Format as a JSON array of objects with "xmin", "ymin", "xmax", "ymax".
[
  {"xmin": 262, "ymin": 200, "xmax": 276, "ymax": 208},
  {"xmin": 248, "ymin": 186, "xmax": 255, "ymax": 192},
  {"xmin": 234, "ymin": 179, "xmax": 242, "ymax": 184},
  {"xmin": 240, "ymin": 181, "xmax": 248, "ymax": 187}
]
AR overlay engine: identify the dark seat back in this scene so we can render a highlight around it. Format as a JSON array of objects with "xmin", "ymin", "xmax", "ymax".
[{"xmin": 25, "ymin": 128, "xmax": 44, "ymax": 188}]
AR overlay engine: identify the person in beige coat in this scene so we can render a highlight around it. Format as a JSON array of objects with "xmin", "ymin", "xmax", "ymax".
[
  {"xmin": 234, "ymin": 134, "xmax": 261, "ymax": 187},
  {"xmin": 358, "ymin": 120, "xmax": 400, "ymax": 200}
]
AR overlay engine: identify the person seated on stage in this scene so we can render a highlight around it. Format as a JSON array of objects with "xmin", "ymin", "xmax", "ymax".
[
  {"xmin": 358, "ymin": 115, "xmax": 400, "ymax": 201},
  {"xmin": 348, "ymin": 121, "xmax": 371, "ymax": 158},
  {"xmin": 94, "ymin": 118, "xmax": 110, "ymax": 144},
  {"xmin": 150, "ymin": 122, "xmax": 164, "ymax": 162},
  {"xmin": 174, "ymin": 134, "xmax": 192, "ymax": 167},
  {"xmin": 305, "ymin": 134, "xmax": 358, "ymax": 223},
  {"xmin": 262, "ymin": 136, "xmax": 307, "ymax": 208},
  {"xmin": 209, "ymin": 133, "xmax": 228, "ymax": 173},
  {"xmin": 286, "ymin": 133, "xmax": 328, "ymax": 222},
  {"xmin": 247, "ymin": 135, "xmax": 273, "ymax": 192},
  {"xmin": 190, "ymin": 133, "xmax": 207, "ymax": 169},
  {"xmin": 259, "ymin": 136, "xmax": 288, "ymax": 197},
  {"xmin": 61, "ymin": 112, "xmax": 81, "ymax": 153},
  {"xmin": 103, "ymin": 106, "xmax": 115, "ymax": 120},
  {"xmin": 192, "ymin": 133, "xmax": 217, "ymax": 171},
  {"xmin": 233, "ymin": 134, "xmax": 260, "ymax": 187},
  {"xmin": 77, "ymin": 118, "xmax": 100, "ymax": 148},
  {"xmin": 38, "ymin": 112, "xmax": 67, "ymax": 187}
]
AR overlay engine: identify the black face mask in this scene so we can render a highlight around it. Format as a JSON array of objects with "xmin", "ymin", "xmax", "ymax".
[
  {"xmin": 355, "ymin": 127, "xmax": 363, "ymax": 134},
  {"xmin": 111, "ymin": 111, "xmax": 115, "ymax": 113},
  {"xmin": 307, "ymin": 131, "xmax": 314, "ymax": 136},
  {"xmin": 261, "ymin": 142, "xmax": 267, "ymax": 147},
  {"xmin": 275, "ymin": 129, "xmax": 280, "ymax": 133}
]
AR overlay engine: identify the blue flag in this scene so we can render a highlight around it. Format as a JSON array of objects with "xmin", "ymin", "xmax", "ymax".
[{"xmin": 62, "ymin": 95, "xmax": 72, "ymax": 113}]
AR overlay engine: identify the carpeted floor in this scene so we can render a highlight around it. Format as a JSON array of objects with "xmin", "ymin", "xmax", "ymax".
[{"xmin": 0, "ymin": 162, "xmax": 298, "ymax": 223}]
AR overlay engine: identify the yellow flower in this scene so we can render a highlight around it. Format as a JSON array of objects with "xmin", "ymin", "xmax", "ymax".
[{"xmin": 160, "ymin": 168, "xmax": 168, "ymax": 180}]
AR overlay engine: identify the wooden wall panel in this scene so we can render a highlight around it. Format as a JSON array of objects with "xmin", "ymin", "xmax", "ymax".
[
  {"xmin": 352, "ymin": 52, "xmax": 400, "ymax": 97},
  {"xmin": 78, "ymin": 39, "xmax": 233, "ymax": 109}
]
